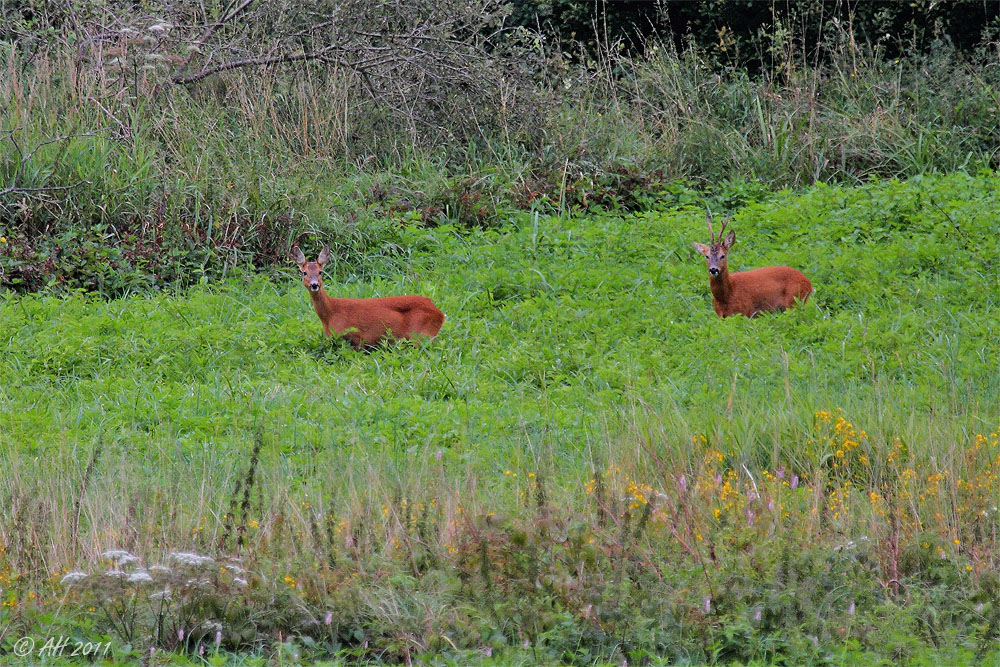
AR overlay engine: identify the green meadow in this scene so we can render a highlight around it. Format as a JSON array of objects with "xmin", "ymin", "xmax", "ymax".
[{"xmin": 2, "ymin": 172, "xmax": 1000, "ymax": 663}]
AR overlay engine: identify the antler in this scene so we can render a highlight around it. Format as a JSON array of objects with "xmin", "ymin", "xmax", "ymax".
[
  {"xmin": 718, "ymin": 214, "xmax": 729, "ymax": 240},
  {"xmin": 706, "ymin": 212, "xmax": 715, "ymax": 244}
]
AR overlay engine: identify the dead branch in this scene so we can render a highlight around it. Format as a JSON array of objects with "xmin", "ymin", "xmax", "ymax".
[{"xmin": 171, "ymin": 44, "xmax": 346, "ymax": 84}]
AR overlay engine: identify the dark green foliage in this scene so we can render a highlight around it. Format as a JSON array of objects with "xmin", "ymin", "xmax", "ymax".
[{"xmin": 510, "ymin": 0, "xmax": 1000, "ymax": 65}]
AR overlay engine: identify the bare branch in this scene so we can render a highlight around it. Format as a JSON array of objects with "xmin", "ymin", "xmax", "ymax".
[
  {"xmin": 171, "ymin": 0, "xmax": 259, "ymax": 80},
  {"xmin": 171, "ymin": 45, "xmax": 346, "ymax": 84}
]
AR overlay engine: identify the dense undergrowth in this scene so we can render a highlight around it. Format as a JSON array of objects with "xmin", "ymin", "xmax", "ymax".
[{"xmin": 2, "ymin": 173, "xmax": 999, "ymax": 663}]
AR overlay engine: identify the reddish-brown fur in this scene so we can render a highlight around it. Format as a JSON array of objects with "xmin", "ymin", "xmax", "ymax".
[
  {"xmin": 693, "ymin": 214, "xmax": 812, "ymax": 318},
  {"xmin": 293, "ymin": 245, "xmax": 445, "ymax": 349}
]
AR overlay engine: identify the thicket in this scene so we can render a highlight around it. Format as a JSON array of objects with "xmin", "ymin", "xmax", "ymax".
[{"xmin": 3, "ymin": 0, "xmax": 1000, "ymax": 297}]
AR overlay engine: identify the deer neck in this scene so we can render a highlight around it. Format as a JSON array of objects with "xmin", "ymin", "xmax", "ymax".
[
  {"xmin": 709, "ymin": 268, "xmax": 734, "ymax": 305},
  {"xmin": 309, "ymin": 286, "xmax": 341, "ymax": 320}
]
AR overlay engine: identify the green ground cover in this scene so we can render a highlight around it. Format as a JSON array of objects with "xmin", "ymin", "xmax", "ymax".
[{"xmin": 2, "ymin": 173, "xmax": 1000, "ymax": 663}]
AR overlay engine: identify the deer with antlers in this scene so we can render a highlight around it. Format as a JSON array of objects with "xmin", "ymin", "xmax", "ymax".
[
  {"xmin": 292, "ymin": 245, "xmax": 445, "ymax": 349},
  {"xmin": 692, "ymin": 213, "xmax": 812, "ymax": 318}
]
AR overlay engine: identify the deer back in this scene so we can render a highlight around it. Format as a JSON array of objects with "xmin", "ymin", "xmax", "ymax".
[{"xmin": 724, "ymin": 266, "xmax": 813, "ymax": 318}]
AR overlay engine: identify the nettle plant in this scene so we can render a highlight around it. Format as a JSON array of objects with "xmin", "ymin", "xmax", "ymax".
[{"xmin": 61, "ymin": 549, "xmax": 250, "ymax": 651}]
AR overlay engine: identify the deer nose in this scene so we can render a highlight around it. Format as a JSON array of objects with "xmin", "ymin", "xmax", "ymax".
[
  {"xmin": 708, "ymin": 267, "xmax": 720, "ymax": 276},
  {"xmin": 309, "ymin": 283, "xmax": 320, "ymax": 292}
]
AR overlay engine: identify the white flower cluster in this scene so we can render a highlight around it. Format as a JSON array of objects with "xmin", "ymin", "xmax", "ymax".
[
  {"xmin": 60, "ymin": 571, "xmax": 88, "ymax": 586},
  {"xmin": 169, "ymin": 552, "xmax": 215, "ymax": 567},
  {"xmin": 102, "ymin": 550, "xmax": 140, "ymax": 566},
  {"xmin": 127, "ymin": 571, "xmax": 155, "ymax": 585}
]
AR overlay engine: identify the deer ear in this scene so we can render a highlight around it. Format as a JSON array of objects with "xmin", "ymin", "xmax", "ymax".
[
  {"xmin": 692, "ymin": 242, "xmax": 710, "ymax": 257},
  {"xmin": 291, "ymin": 245, "xmax": 306, "ymax": 267},
  {"xmin": 723, "ymin": 231, "xmax": 736, "ymax": 249},
  {"xmin": 317, "ymin": 245, "xmax": 330, "ymax": 267}
]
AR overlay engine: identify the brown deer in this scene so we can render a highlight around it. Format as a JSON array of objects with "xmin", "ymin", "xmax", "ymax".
[
  {"xmin": 292, "ymin": 245, "xmax": 445, "ymax": 349},
  {"xmin": 692, "ymin": 213, "xmax": 812, "ymax": 318}
]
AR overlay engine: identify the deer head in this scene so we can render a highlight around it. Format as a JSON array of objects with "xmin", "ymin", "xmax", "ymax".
[
  {"xmin": 692, "ymin": 213, "xmax": 736, "ymax": 277},
  {"xmin": 292, "ymin": 245, "xmax": 330, "ymax": 293}
]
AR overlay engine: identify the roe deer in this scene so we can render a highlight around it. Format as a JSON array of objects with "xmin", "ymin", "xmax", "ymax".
[
  {"xmin": 292, "ymin": 245, "xmax": 445, "ymax": 349},
  {"xmin": 692, "ymin": 213, "xmax": 812, "ymax": 318}
]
